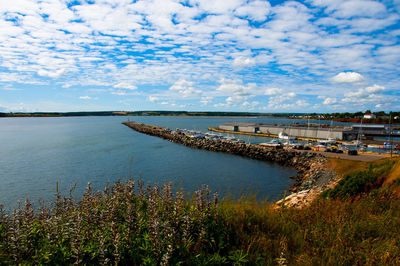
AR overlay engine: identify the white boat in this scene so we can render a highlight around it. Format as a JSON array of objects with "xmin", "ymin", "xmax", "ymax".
[
  {"xmin": 342, "ymin": 140, "xmax": 363, "ymax": 147},
  {"xmin": 366, "ymin": 143, "xmax": 394, "ymax": 149},
  {"xmin": 318, "ymin": 138, "xmax": 336, "ymax": 144},
  {"xmin": 259, "ymin": 139, "xmax": 282, "ymax": 147},
  {"xmin": 383, "ymin": 142, "xmax": 394, "ymax": 149},
  {"xmin": 278, "ymin": 132, "xmax": 295, "ymax": 140},
  {"xmin": 284, "ymin": 140, "xmax": 301, "ymax": 146},
  {"xmin": 367, "ymin": 144, "xmax": 384, "ymax": 149}
]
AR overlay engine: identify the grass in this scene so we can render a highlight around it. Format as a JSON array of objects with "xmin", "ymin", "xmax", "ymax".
[
  {"xmin": 327, "ymin": 157, "xmax": 372, "ymax": 177},
  {"xmin": 219, "ymin": 192, "xmax": 400, "ymax": 265},
  {"xmin": 1, "ymin": 159, "xmax": 400, "ymax": 264},
  {"xmin": 322, "ymin": 159, "xmax": 397, "ymax": 199}
]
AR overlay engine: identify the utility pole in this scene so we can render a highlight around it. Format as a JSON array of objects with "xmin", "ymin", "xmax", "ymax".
[{"xmin": 390, "ymin": 113, "xmax": 393, "ymax": 158}]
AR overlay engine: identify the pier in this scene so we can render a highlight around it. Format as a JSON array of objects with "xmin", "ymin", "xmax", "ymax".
[
  {"xmin": 213, "ymin": 122, "xmax": 400, "ymax": 141},
  {"xmin": 122, "ymin": 121, "xmax": 332, "ymax": 192}
]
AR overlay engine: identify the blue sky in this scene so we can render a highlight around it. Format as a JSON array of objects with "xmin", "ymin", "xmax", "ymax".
[{"xmin": 0, "ymin": 0, "xmax": 399, "ymax": 113}]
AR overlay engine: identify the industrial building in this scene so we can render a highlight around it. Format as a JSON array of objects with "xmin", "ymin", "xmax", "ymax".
[{"xmin": 217, "ymin": 122, "xmax": 398, "ymax": 141}]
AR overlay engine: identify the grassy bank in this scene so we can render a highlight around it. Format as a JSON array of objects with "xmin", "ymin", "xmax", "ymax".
[{"xmin": 1, "ymin": 159, "xmax": 400, "ymax": 265}]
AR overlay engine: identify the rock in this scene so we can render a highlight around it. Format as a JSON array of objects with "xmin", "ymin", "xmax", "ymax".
[{"xmin": 122, "ymin": 121, "xmax": 337, "ymax": 203}]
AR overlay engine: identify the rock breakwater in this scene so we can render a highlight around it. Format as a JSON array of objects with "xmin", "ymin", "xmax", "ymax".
[{"xmin": 123, "ymin": 121, "xmax": 335, "ymax": 195}]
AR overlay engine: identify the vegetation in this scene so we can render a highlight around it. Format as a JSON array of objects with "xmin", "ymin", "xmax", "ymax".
[
  {"xmin": 1, "ymin": 159, "xmax": 400, "ymax": 264},
  {"xmin": 321, "ymin": 159, "xmax": 395, "ymax": 199},
  {"xmin": 0, "ymin": 111, "xmax": 308, "ymax": 118},
  {"xmin": 2, "ymin": 110, "xmax": 399, "ymax": 124},
  {"xmin": 300, "ymin": 110, "xmax": 400, "ymax": 124},
  {"xmin": 0, "ymin": 111, "xmax": 278, "ymax": 117}
]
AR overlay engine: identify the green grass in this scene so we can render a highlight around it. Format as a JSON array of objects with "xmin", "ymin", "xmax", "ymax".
[
  {"xmin": 321, "ymin": 160, "xmax": 396, "ymax": 199},
  {"xmin": 1, "ymin": 168, "xmax": 400, "ymax": 264}
]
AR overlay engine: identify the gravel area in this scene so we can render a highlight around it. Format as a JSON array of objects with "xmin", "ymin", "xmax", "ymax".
[{"xmin": 296, "ymin": 149, "xmax": 393, "ymax": 162}]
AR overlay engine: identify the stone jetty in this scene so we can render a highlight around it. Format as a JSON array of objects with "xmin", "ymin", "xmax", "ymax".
[{"xmin": 122, "ymin": 121, "xmax": 335, "ymax": 194}]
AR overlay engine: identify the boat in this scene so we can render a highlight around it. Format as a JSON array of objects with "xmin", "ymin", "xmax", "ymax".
[
  {"xmin": 313, "ymin": 144, "xmax": 327, "ymax": 151},
  {"xmin": 383, "ymin": 142, "xmax": 395, "ymax": 149},
  {"xmin": 367, "ymin": 144, "xmax": 384, "ymax": 149},
  {"xmin": 317, "ymin": 138, "xmax": 336, "ymax": 144},
  {"xmin": 278, "ymin": 132, "xmax": 295, "ymax": 140},
  {"xmin": 366, "ymin": 143, "xmax": 394, "ymax": 149},
  {"xmin": 259, "ymin": 139, "xmax": 282, "ymax": 147},
  {"xmin": 342, "ymin": 140, "xmax": 363, "ymax": 147}
]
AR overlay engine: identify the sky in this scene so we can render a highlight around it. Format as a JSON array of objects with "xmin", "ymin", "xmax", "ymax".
[{"xmin": 0, "ymin": 0, "xmax": 399, "ymax": 113}]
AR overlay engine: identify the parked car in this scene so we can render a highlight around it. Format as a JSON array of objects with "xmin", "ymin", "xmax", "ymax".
[{"xmin": 348, "ymin": 150, "xmax": 358, "ymax": 155}]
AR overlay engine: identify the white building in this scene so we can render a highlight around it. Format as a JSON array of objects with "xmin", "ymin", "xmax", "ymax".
[{"xmin": 363, "ymin": 113, "xmax": 376, "ymax": 119}]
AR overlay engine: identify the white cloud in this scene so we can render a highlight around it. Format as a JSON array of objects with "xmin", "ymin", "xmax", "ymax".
[
  {"xmin": 169, "ymin": 79, "xmax": 202, "ymax": 98},
  {"xmin": 113, "ymin": 82, "xmax": 137, "ymax": 90},
  {"xmin": 323, "ymin": 97, "xmax": 337, "ymax": 105},
  {"xmin": 79, "ymin": 96, "xmax": 91, "ymax": 100},
  {"xmin": 226, "ymin": 95, "xmax": 246, "ymax": 104},
  {"xmin": 0, "ymin": 87, "xmax": 22, "ymax": 91},
  {"xmin": 0, "ymin": 0, "xmax": 398, "ymax": 112},
  {"xmin": 267, "ymin": 97, "xmax": 309, "ymax": 111},
  {"xmin": 267, "ymin": 92, "xmax": 297, "ymax": 109},
  {"xmin": 232, "ymin": 57, "xmax": 255, "ymax": 68},
  {"xmin": 216, "ymin": 79, "xmax": 256, "ymax": 96},
  {"xmin": 365, "ymin": 84, "xmax": 385, "ymax": 93},
  {"xmin": 264, "ymin": 88, "xmax": 283, "ymax": 95},
  {"xmin": 241, "ymin": 101, "xmax": 259, "ymax": 109},
  {"xmin": 62, "ymin": 84, "xmax": 72, "ymax": 88},
  {"xmin": 342, "ymin": 84, "xmax": 388, "ymax": 107},
  {"xmin": 195, "ymin": 0, "xmax": 244, "ymax": 14},
  {"xmin": 214, "ymin": 102, "xmax": 229, "ymax": 108},
  {"xmin": 295, "ymin": 100, "xmax": 309, "ymax": 107},
  {"xmin": 200, "ymin": 96, "xmax": 213, "ymax": 105},
  {"xmin": 333, "ymin": 1, "xmax": 387, "ymax": 18},
  {"xmin": 345, "ymin": 84, "xmax": 385, "ymax": 98},
  {"xmin": 37, "ymin": 69, "xmax": 66, "ymax": 78},
  {"xmin": 331, "ymin": 72, "xmax": 365, "ymax": 83},
  {"xmin": 235, "ymin": 0, "xmax": 271, "ymax": 21},
  {"xmin": 111, "ymin": 90, "xmax": 128, "ymax": 96},
  {"xmin": 148, "ymin": 96, "xmax": 159, "ymax": 102}
]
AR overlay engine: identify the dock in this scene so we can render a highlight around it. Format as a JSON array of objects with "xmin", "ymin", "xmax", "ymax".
[
  {"xmin": 122, "ymin": 121, "xmax": 393, "ymax": 195},
  {"xmin": 121, "ymin": 121, "xmax": 321, "ymax": 169},
  {"xmin": 214, "ymin": 122, "xmax": 400, "ymax": 141}
]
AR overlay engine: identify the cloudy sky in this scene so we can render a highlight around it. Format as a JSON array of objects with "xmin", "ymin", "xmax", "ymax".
[{"xmin": 0, "ymin": 0, "xmax": 399, "ymax": 112}]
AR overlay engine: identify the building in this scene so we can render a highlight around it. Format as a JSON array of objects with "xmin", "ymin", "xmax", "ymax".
[
  {"xmin": 219, "ymin": 122, "xmax": 345, "ymax": 140},
  {"xmin": 217, "ymin": 122, "xmax": 399, "ymax": 141},
  {"xmin": 363, "ymin": 113, "xmax": 376, "ymax": 119}
]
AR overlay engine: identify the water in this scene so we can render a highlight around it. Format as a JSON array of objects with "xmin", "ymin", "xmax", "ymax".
[{"xmin": 0, "ymin": 116, "xmax": 303, "ymax": 210}]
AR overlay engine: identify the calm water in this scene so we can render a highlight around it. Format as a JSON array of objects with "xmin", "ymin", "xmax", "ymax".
[{"xmin": 0, "ymin": 116, "xmax": 309, "ymax": 210}]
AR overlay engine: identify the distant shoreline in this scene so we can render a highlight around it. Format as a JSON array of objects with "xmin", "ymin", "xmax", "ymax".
[
  {"xmin": 0, "ymin": 111, "xmax": 283, "ymax": 118},
  {"xmin": 0, "ymin": 114, "xmax": 272, "ymax": 118},
  {"xmin": 1, "ymin": 112, "xmax": 399, "ymax": 125}
]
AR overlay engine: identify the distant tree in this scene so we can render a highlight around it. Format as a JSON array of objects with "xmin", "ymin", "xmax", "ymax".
[
  {"xmin": 373, "ymin": 111, "xmax": 386, "ymax": 116},
  {"xmin": 354, "ymin": 111, "xmax": 363, "ymax": 117}
]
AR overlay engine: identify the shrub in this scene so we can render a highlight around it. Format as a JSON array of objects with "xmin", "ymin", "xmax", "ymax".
[
  {"xmin": 321, "ymin": 160, "xmax": 395, "ymax": 199},
  {"xmin": 0, "ymin": 181, "xmax": 231, "ymax": 265},
  {"xmin": 1, "ymin": 170, "xmax": 400, "ymax": 265}
]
